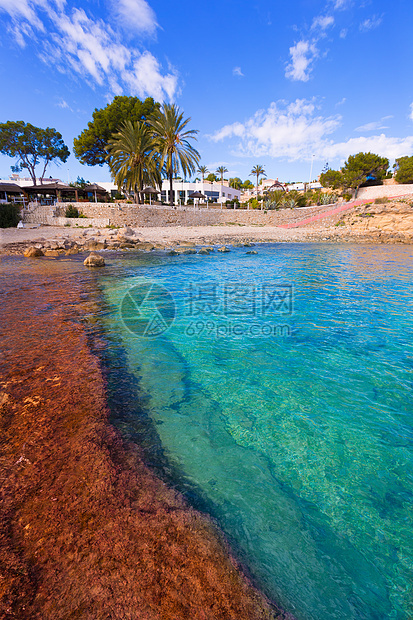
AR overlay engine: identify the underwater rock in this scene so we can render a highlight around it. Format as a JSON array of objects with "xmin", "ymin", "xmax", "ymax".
[{"xmin": 23, "ymin": 246, "xmax": 44, "ymax": 258}]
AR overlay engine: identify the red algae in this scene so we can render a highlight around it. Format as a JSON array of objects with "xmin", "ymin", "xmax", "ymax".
[{"xmin": 0, "ymin": 258, "xmax": 289, "ymax": 620}]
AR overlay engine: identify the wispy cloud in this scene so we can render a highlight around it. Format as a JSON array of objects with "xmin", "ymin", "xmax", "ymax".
[
  {"xmin": 332, "ymin": 0, "xmax": 352, "ymax": 10},
  {"xmin": 359, "ymin": 15, "xmax": 383, "ymax": 32},
  {"xmin": 210, "ymin": 99, "xmax": 413, "ymax": 163},
  {"xmin": 285, "ymin": 40, "xmax": 318, "ymax": 82},
  {"xmin": 355, "ymin": 116, "xmax": 392, "ymax": 132},
  {"xmin": 311, "ymin": 15, "xmax": 334, "ymax": 32},
  {"xmin": 0, "ymin": 0, "xmax": 178, "ymax": 100},
  {"xmin": 110, "ymin": 0, "xmax": 158, "ymax": 35},
  {"xmin": 409, "ymin": 103, "xmax": 413, "ymax": 121},
  {"xmin": 233, "ymin": 66, "xmax": 244, "ymax": 77},
  {"xmin": 56, "ymin": 98, "xmax": 72, "ymax": 110}
]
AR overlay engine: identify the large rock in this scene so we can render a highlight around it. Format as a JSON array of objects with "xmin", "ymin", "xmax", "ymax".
[
  {"xmin": 117, "ymin": 227, "xmax": 139, "ymax": 243},
  {"xmin": 83, "ymin": 253, "xmax": 105, "ymax": 268},
  {"xmin": 23, "ymin": 246, "xmax": 44, "ymax": 258},
  {"xmin": 134, "ymin": 242, "xmax": 154, "ymax": 251},
  {"xmin": 217, "ymin": 246, "xmax": 230, "ymax": 253}
]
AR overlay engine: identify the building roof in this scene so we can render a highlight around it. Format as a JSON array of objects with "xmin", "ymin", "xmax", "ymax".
[
  {"xmin": 83, "ymin": 183, "xmax": 107, "ymax": 193},
  {"xmin": 0, "ymin": 182, "xmax": 23, "ymax": 193},
  {"xmin": 24, "ymin": 182, "xmax": 73, "ymax": 192}
]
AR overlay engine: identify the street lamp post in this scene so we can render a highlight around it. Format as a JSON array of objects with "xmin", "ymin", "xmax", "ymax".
[{"xmin": 308, "ymin": 154, "xmax": 315, "ymax": 190}]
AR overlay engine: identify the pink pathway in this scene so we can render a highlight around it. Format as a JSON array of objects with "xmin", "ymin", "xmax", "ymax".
[{"xmin": 278, "ymin": 194, "xmax": 408, "ymax": 229}]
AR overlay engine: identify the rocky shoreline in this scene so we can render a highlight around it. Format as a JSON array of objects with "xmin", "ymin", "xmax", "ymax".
[
  {"xmin": 1, "ymin": 219, "xmax": 413, "ymax": 263},
  {"xmin": 0, "ymin": 256, "xmax": 290, "ymax": 619}
]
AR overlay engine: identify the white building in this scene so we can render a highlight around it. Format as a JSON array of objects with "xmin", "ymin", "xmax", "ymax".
[{"xmin": 160, "ymin": 180, "xmax": 240, "ymax": 204}]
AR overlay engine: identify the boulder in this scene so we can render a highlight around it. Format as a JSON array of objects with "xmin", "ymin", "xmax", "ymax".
[
  {"xmin": 246, "ymin": 250, "xmax": 258, "ymax": 255},
  {"xmin": 23, "ymin": 246, "xmax": 44, "ymax": 258},
  {"xmin": 44, "ymin": 249, "xmax": 60, "ymax": 257},
  {"xmin": 217, "ymin": 246, "xmax": 230, "ymax": 253},
  {"xmin": 176, "ymin": 248, "xmax": 197, "ymax": 255},
  {"xmin": 134, "ymin": 242, "xmax": 155, "ymax": 251},
  {"xmin": 117, "ymin": 227, "xmax": 138, "ymax": 243},
  {"xmin": 198, "ymin": 248, "xmax": 211, "ymax": 255},
  {"xmin": 84, "ymin": 252, "xmax": 105, "ymax": 268}
]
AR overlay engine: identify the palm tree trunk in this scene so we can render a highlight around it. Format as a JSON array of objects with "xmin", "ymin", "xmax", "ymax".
[{"xmin": 169, "ymin": 169, "xmax": 173, "ymax": 206}]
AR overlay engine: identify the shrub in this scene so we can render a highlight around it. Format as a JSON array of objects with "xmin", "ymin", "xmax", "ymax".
[
  {"xmin": 0, "ymin": 203, "xmax": 21, "ymax": 228},
  {"xmin": 374, "ymin": 197, "xmax": 388, "ymax": 204},
  {"xmin": 65, "ymin": 204, "xmax": 80, "ymax": 218}
]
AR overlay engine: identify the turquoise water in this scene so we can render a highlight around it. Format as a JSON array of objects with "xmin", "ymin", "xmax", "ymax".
[{"xmin": 99, "ymin": 243, "xmax": 413, "ymax": 620}]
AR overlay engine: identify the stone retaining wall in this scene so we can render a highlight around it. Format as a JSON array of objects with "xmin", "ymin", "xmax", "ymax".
[
  {"xmin": 54, "ymin": 201, "xmax": 333, "ymax": 228},
  {"xmin": 357, "ymin": 184, "xmax": 413, "ymax": 200}
]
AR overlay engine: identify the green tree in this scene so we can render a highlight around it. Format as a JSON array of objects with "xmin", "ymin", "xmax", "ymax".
[
  {"xmin": 74, "ymin": 96, "xmax": 159, "ymax": 167},
  {"xmin": 206, "ymin": 172, "xmax": 218, "ymax": 182},
  {"xmin": 229, "ymin": 177, "xmax": 242, "ymax": 190},
  {"xmin": 319, "ymin": 168, "xmax": 343, "ymax": 190},
  {"xmin": 69, "ymin": 176, "xmax": 90, "ymax": 189},
  {"xmin": 242, "ymin": 179, "xmax": 254, "ymax": 190},
  {"xmin": 197, "ymin": 165, "xmax": 209, "ymax": 182},
  {"xmin": 394, "ymin": 156, "xmax": 413, "ymax": 184},
  {"xmin": 0, "ymin": 121, "xmax": 69, "ymax": 186},
  {"xmin": 341, "ymin": 152, "xmax": 389, "ymax": 197},
  {"xmin": 106, "ymin": 120, "xmax": 161, "ymax": 204},
  {"xmin": 149, "ymin": 103, "xmax": 200, "ymax": 206}
]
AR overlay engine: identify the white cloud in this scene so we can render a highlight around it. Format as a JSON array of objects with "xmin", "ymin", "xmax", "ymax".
[
  {"xmin": 233, "ymin": 66, "xmax": 244, "ymax": 77},
  {"xmin": 333, "ymin": 0, "xmax": 351, "ymax": 9},
  {"xmin": 323, "ymin": 135, "xmax": 413, "ymax": 161},
  {"xmin": 110, "ymin": 0, "xmax": 157, "ymax": 35},
  {"xmin": 210, "ymin": 99, "xmax": 413, "ymax": 164},
  {"xmin": 124, "ymin": 52, "xmax": 178, "ymax": 100},
  {"xmin": 210, "ymin": 99, "xmax": 340, "ymax": 160},
  {"xmin": 0, "ymin": 0, "xmax": 177, "ymax": 100},
  {"xmin": 336, "ymin": 97, "xmax": 346, "ymax": 107},
  {"xmin": 339, "ymin": 28, "xmax": 347, "ymax": 38},
  {"xmin": 311, "ymin": 15, "xmax": 334, "ymax": 32},
  {"xmin": 56, "ymin": 98, "xmax": 70, "ymax": 109},
  {"xmin": 355, "ymin": 117, "xmax": 392, "ymax": 132},
  {"xmin": 410, "ymin": 103, "xmax": 413, "ymax": 121},
  {"xmin": 285, "ymin": 40, "xmax": 318, "ymax": 82},
  {"xmin": 359, "ymin": 16, "xmax": 382, "ymax": 32}
]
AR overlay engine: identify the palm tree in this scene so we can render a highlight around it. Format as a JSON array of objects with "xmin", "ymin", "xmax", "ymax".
[
  {"xmin": 216, "ymin": 165, "xmax": 228, "ymax": 184},
  {"xmin": 197, "ymin": 165, "xmax": 209, "ymax": 182},
  {"xmin": 149, "ymin": 103, "xmax": 200, "ymax": 206},
  {"xmin": 250, "ymin": 164, "xmax": 266, "ymax": 209},
  {"xmin": 216, "ymin": 166, "xmax": 228, "ymax": 205},
  {"xmin": 106, "ymin": 120, "xmax": 160, "ymax": 204}
]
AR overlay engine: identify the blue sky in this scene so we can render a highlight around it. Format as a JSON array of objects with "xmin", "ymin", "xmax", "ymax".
[{"xmin": 0, "ymin": 0, "xmax": 412, "ymax": 184}]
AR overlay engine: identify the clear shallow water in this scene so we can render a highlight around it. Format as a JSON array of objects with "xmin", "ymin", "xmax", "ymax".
[{"xmin": 98, "ymin": 243, "xmax": 413, "ymax": 620}]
